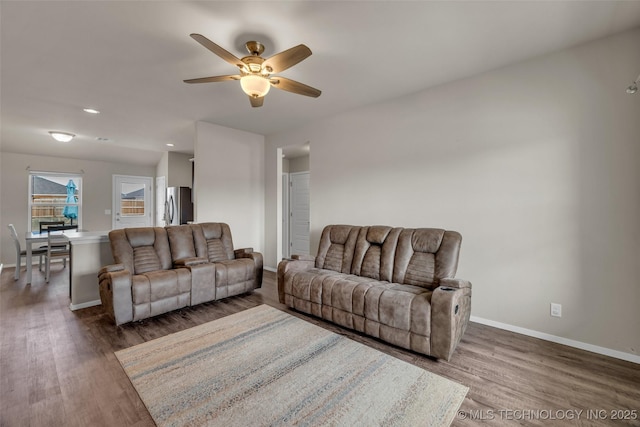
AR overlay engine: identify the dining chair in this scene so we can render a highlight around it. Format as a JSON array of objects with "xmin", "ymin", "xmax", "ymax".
[
  {"xmin": 7, "ymin": 224, "xmax": 46, "ymax": 281},
  {"xmin": 39, "ymin": 221, "xmax": 65, "ymax": 234},
  {"xmin": 39, "ymin": 224, "xmax": 76, "ymax": 254},
  {"xmin": 48, "ymin": 224, "xmax": 78, "ymax": 232},
  {"xmin": 44, "ymin": 232, "xmax": 70, "ymax": 283}
]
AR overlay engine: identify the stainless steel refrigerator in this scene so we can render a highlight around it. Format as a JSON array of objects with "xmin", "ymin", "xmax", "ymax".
[{"xmin": 165, "ymin": 186, "xmax": 193, "ymax": 225}]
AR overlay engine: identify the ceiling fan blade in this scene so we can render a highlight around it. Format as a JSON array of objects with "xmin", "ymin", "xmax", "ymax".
[
  {"xmin": 190, "ymin": 34, "xmax": 244, "ymax": 69},
  {"xmin": 263, "ymin": 44, "xmax": 312, "ymax": 73},
  {"xmin": 249, "ymin": 96, "xmax": 264, "ymax": 108},
  {"xmin": 270, "ymin": 77, "xmax": 321, "ymax": 98},
  {"xmin": 183, "ymin": 75, "xmax": 240, "ymax": 84}
]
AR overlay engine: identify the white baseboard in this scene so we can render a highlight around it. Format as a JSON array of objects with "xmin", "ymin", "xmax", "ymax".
[
  {"xmin": 470, "ymin": 315, "xmax": 640, "ymax": 364},
  {"xmin": 264, "ymin": 266, "xmax": 277, "ymax": 273},
  {"xmin": 69, "ymin": 299, "xmax": 101, "ymax": 311}
]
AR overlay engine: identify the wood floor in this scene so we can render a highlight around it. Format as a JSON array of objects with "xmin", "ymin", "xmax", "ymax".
[{"xmin": 1, "ymin": 265, "xmax": 639, "ymax": 427}]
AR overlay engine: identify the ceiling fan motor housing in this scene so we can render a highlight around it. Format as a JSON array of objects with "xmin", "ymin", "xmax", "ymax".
[
  {"xmin": 241, "ymin": 56, "xmax": 267, "ymax": 75},
  {"xmin": 245, "ymin": 41, "xmax": 265, "ymax": 56}
]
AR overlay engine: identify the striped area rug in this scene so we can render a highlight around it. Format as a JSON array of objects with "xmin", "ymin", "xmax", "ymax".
[{"xmin": 116, "ymin": 305, "xmax": 468, "ymax": 427}]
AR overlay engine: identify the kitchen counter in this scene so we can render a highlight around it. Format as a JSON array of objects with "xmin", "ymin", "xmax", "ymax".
[{"xmin": 67, "ymin": 231, "xmax": 111, "ymax": 310}]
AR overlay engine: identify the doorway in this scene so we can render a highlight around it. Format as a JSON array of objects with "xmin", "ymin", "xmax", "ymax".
[
  {"xmin": 289, "ymin": 172, "xmax": 310, "ymax": 255},
  {"xmin": 280, "ymin": 142, "xmax": 310, "ymax": 259},
  {"xmin": 112, "ymin": 175, "xmax": 154, "ymax": 229}
]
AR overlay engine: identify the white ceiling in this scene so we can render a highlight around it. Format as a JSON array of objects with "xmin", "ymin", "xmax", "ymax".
[{"xmin": 2, "ymin": 1, "xmax": 640, "ymax": 166}]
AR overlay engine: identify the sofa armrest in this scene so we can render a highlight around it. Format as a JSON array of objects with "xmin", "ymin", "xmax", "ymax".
[
  {"xmin": 235, "ymin": 250, "xmax": 264, "ymax": 288},
  {"xmin": 98, "ymin": 267, "xmax": 133, "ymax": 326},
  {"xmin": 99, "ymin": 263, "xmax": 125, "ymax": 274},
  {"xmin": 430, "ymin": 280, "xmax": 472, "ymax": 361},
  {"xmin": 173, "ymin": 257, "xmax": 209, "ymax": 267},
  {"xmin": 439, "ymin": 278, "xmax": 472, "ymax": 289},
  {"xmin": 277, "ymin": 257, "xmax": 316, "ymax": 303}
]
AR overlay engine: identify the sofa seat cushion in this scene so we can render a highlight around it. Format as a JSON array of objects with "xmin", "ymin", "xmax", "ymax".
[
  {"xmin": 284, "ymin": 267, "xmax": 434, "ymax": 353},
  {"xmin": 131, "ymin": 269, "xmax": 191, "ymax": 320},
  {"xmin": 286, "ymin": 267, "xmax": 431, "ymax": 327}
]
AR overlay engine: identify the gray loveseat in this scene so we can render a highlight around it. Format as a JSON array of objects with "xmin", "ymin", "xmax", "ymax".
[
  {"xmin": 99, "ymin": 222, "xmax": 262, "ymax": 325},
  {"xmin": 278, "ymin": 224, "xmax": 471, "ymax": 361}
]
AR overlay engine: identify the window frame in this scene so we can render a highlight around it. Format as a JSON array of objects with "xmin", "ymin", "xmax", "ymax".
[{"xmin": 28, "ymin": 171, "xmax": 83, "ymax": 232}]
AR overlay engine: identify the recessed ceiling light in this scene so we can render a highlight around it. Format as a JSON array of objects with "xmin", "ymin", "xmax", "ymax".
[
  {"xmin": 49, "ymin": 131, "xmax": 75, "ymax": 142},
  {"xmin": 83, "ymin": 108, "xmax": 100, "ymax": 114},
  {"xmin": 166, "ymin": 143, "xmax": 174, "ymax": 147}
]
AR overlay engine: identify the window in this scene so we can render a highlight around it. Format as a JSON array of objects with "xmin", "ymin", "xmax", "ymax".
[
  {"xmin": 119, "ymin": 182, "xmax": 145, "ymax": 217},
  {"xmin": 29, "ymin": 172, "xmax": 82, "ymax": 232}
]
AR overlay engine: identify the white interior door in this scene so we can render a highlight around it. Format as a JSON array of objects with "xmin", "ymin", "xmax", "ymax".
[
  {"xmin": 112, "ymin": 175, "xmax": 153, "ymax": 229},
  {"xmin": 282, "ymin": 173, "xmax": 290, "ymax": 259},
  {"xmin": 290, "ymin": 172, "xmax": 310, "ymax": 255}
]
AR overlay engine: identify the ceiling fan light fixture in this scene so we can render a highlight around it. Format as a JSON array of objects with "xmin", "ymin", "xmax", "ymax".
[
  {"xmin": 240, "ymin": 75, "xmax": 271, "ymax": 98},
  {"xmin": 49, "ymin": 131, "xmax": 75, "ymax": 142}
]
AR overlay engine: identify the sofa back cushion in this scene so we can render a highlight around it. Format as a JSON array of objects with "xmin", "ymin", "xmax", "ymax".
[
  {"xmin": 109, "ymin": 227, "xmax": 172, "ymax": 275},
  {"xmin": 351, "ymin": 226, "xmax": 401, "ymax": 281},
  {"xmin": 193, "ymin": 222, "xmax": 235, "ymax": 262},
  {"xmin": 315, "ymin": 225, "xmax": 360, "ymax": 273},
  {"xmin": 166, "ymin": 224, "xmax": 198, "ymax": 261},
  {"xmin": 392, "ymin": 228, "xmax": 461, "ymax": 289}
]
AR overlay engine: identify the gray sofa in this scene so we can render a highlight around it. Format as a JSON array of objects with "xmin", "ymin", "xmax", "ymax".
[
  {"xmin": 278, "ymin": 224, "xmax": 471, "ymax": 361},
  {"xmin": 99, "ymin": 222, "xmax": 262, "ymax": 325}
]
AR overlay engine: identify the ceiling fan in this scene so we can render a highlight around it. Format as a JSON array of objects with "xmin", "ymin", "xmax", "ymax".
[{"xmin": 184, "ymin": 34, "xmax": 321, "ymax": 107}]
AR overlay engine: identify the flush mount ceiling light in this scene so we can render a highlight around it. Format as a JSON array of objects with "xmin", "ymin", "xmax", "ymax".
[
  {"xmin": 49, "ymin": 131, "xmax": 75, "ymax": 142},
  {"xmin": 183, "ymin": 35, "xmax": 321, "ymax": 108},
  {"xmin": 83, "ymin": 108, "xmax": 100, "ymax": 114},
  {"xmin": 626, "ymin": 74, "xmax": 640, "ymax": 94},
  {"xmin": 166, "ymin": 143, "xmax": 174, "ymax": 147}
]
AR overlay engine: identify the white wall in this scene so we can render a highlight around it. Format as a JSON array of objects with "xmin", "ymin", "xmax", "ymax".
[
  {"xmin": 265, "ymin": 28, "xmax": 640, "ymax": 357},
  {"xmin": 289, "ymin": 155, "xmax": 310, "ymax": 173},
  {"xmin": 156, "ymin": 151, "xmax": 169, "ymax": 182},
  {"xmin": 167, "ymin": 152, "xmax": 193, "ymax": 188},
  {"xmin": 156, "ymin": 151, "xmax": 193, "ymax": 188},
  {"xmin": 0, "ymin": 152, "xmax": 156, "ymax": 264},
  {"xmin": 194, "ymin": 121, "xmax": 265, "ymax": 252}
]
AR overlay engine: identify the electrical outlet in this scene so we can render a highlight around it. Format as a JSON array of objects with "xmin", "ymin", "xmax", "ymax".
[{"xmin": 550, "ymin": 303, "xmax": 562, "ymax": 318}]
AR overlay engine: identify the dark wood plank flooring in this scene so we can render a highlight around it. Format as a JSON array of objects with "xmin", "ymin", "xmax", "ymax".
[{"xmin": 1, "ymin": 266, "xmax": 639, "ymax": 426}]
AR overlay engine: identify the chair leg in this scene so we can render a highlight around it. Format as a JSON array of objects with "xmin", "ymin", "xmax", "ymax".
[
  {"xmin": 14, "ymin": 256, "xmax": 21, "ymax": 281},
  {"xmin": 45, "ymin": 258, "xmax": 50, "ymax": 283}
]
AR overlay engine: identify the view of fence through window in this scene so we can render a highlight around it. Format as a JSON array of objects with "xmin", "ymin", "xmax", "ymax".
[
  {"xmin": 120, "ymin": 182, "xmax": 145, "ymax": 216},
  {"xmin": 30, "ymin": 174, "xmax": 82, "ymax": 232}
]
